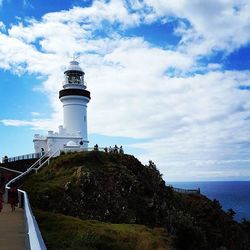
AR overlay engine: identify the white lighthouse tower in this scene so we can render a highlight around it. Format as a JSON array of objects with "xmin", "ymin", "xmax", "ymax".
[
  {"xmin": 60, "ymin": 60, "xmax": 90, "ymax": 145},
  {"xmin": 33, "ymin": 60, "xmax": 91, "ymax": 155}
]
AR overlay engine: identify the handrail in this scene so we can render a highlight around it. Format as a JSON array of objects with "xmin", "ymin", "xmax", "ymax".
[
  {"xmin": 5, "ymin": 150, "xmax": 51, "ymax": 189},
  {"xmin": 26, "ymin": 150, "xmax": 51, "ymax": 172},
  {"xmin": 5, "ymin": 152, "xmax": 50, "ymax": 250},
  {"xmin": 0, "ymin": 166, "xmax": 23, "ymax": 174},
  {"xmin": 35, "ymin": 150, "xmax": 59, "ymax": 173},
  {"xmin": 18, "ymin": 190, "xmax": 47, "ymax": 250}
]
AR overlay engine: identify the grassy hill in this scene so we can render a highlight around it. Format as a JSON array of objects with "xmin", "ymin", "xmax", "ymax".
[{"xmin": 22, "ymin": 151, "xmax": 250, "ymax": 250}]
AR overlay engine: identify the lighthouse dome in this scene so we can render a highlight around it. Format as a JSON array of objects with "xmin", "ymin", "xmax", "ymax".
[
  {"xmin": 66, "ymin": 140, "xmax": 78, "ymax": 147},
  {"xmin": 65, "ymin": 60, "xmax": 83, "ymax": 73}
]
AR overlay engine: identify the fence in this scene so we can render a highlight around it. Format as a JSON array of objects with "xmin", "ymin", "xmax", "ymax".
[
  {"xmin": 4, "ymin": 146, "xmax": 125, "ymax": 163},
  {"xmin": 3, "ymin": 152, "xmax": 43, "ymax": 163},
  {"xmin": 62, "ymin": 146, "xmax": 124, "ymax": 154},
  {"xmin": 172, "ymin": 187, "xmax": 201, "ymax": 194}
]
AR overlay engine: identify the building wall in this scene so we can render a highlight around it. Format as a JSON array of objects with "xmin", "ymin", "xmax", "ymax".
[
  {"xmin": 34, "ymin": 133, "xmax": 88, "ymax": 156},
  {"xmin": 33, "ymin": 139, "xmax": 48, "ymax": 153},
  {"xmin": 47, "ymin": 137, "xmax": 80, "ymax": 155}
]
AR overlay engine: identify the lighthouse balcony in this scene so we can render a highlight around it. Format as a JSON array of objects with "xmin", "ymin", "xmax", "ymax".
[
  {"xmin": 47, "ymin": 130, "xmax": 82, "ymax": 138},
  {"xmin": 63, "ymin": 82, "xmax": 86, "ymax": 90}
]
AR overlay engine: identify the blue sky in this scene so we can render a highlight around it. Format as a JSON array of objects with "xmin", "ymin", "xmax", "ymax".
[{"xmin": 0, "ymin": 0, "xmax": 250, "ymax": 181}]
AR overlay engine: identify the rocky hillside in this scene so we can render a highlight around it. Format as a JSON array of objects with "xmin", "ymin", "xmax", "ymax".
[{"xmin": 23, "ymin": 151, "xmax": 250, "ymax": 250}]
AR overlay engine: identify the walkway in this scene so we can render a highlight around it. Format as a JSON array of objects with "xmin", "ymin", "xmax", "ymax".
[{"xmin": 0, "ymin": 203, "xmax": 26, "ymax": 250}]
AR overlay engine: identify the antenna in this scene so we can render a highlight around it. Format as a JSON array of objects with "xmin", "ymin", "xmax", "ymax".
[{"xmin": 71, "ymin": 53, "xmax": 80, "ymax": 61}]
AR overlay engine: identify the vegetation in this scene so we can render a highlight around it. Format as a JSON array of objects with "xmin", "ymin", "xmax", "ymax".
[
  {"xmin": 35, "ymin": 209, "xmax": 173, "ymax": 250},
  {"xmin": 21, "ymin": 151, "xmax": 250, "ymax": 250}
]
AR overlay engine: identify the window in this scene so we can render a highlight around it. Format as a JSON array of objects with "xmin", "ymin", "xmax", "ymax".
[{"xmin": 67, "ymin": 72, "xmax": 83, "ymax": 84}]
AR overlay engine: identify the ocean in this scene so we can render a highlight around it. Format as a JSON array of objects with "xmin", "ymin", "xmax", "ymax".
[{"xmin": 169, "ymin": 181, "xmax": 250, "ymax": 222}]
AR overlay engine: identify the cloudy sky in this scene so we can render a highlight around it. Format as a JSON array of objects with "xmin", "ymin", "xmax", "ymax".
[{"xmin": 0, "ymin": 0, "xmax": 250, "ymax": 181}]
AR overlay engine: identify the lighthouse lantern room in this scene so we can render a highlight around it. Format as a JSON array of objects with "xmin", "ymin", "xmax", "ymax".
[{"xmin": 33, "ymin": 60, "xmax": 91, "ymax": 155}]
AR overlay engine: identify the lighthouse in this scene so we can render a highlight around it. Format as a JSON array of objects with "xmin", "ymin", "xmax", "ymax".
[
  {"xmin": 33, "ymin": 60, "xmax": 91, "ymax": 155},
  {"xmin": 60, "ymin": 60, "xmax": 91, "ymax": 146}
]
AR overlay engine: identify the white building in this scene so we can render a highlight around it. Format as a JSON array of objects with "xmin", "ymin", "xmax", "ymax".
[{"xmin": 33, "ymin": 60, "xmax": 91, "ymax": 155}]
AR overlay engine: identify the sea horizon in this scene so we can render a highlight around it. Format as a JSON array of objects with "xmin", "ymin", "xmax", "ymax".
[{"xmin": 169, "ymin": 180, "xmax": 250, "ymax": 182}]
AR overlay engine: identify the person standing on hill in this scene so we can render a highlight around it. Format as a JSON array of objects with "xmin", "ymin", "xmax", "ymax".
[
  {"xmin": 8, "ymin": 187, "xmax": 18, "ymax": 212},
  {"xmin": 0, "ymin": 191, "xmax": 3, "ymax": 212},
  {"xmin": 0, "ymin": 172, "xmax": 6, "ymax": 191}
]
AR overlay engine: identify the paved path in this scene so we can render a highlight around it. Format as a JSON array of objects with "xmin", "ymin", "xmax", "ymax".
[{"xmin": 0, "ymin": 203, "xmax": 26, "ymax": 250}]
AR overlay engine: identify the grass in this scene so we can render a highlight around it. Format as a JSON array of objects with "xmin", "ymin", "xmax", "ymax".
[
  {"xmin": 35, "ymin": 209, "xmax": 173, "ymax": 250},
  {"xmin": 23, "ymin": 151, "xmax": 173, "ymax": 249}
]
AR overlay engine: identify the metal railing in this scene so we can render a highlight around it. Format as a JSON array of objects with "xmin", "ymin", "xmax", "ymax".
[
  {"xmin": 3, "ymin": 147, "xmax": 125, "ymax": 164},
  {"xmin": 61, "ymin": 146, "xmax": 124, "ymax": 154},
  {"xmin": 18, "ymin": 190, "xmax": 47, "ymax": 250},
  {"xmin": 35, "ymin": 150, "xmax": 59, "ymax": 173},
  {"xmin": 4, "ymin": 151, "xmax": 53, "ymax": 250},
  {"xmin": 0, "ymin": 166, "xmax": 23, "ymax": 174},
  {"xmin": 4, "ymin": 152, "xmax": 44, "ymax": 163},
  {"xmin": 173, "ymin": 187, "xmax": 200, "ymax": 194}
]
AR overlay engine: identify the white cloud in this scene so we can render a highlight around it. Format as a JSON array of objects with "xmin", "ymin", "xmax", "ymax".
[
  {"xmin": 142, "ymin": 0, "xmax": 250, "ymax": 55},
  {"xmin": 1, "ymin": 0, "xmax": 250, "ymax": 180},
  {"xmin": 1, "ymin": 118, "xmax": 55, "ymax": 130}
]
